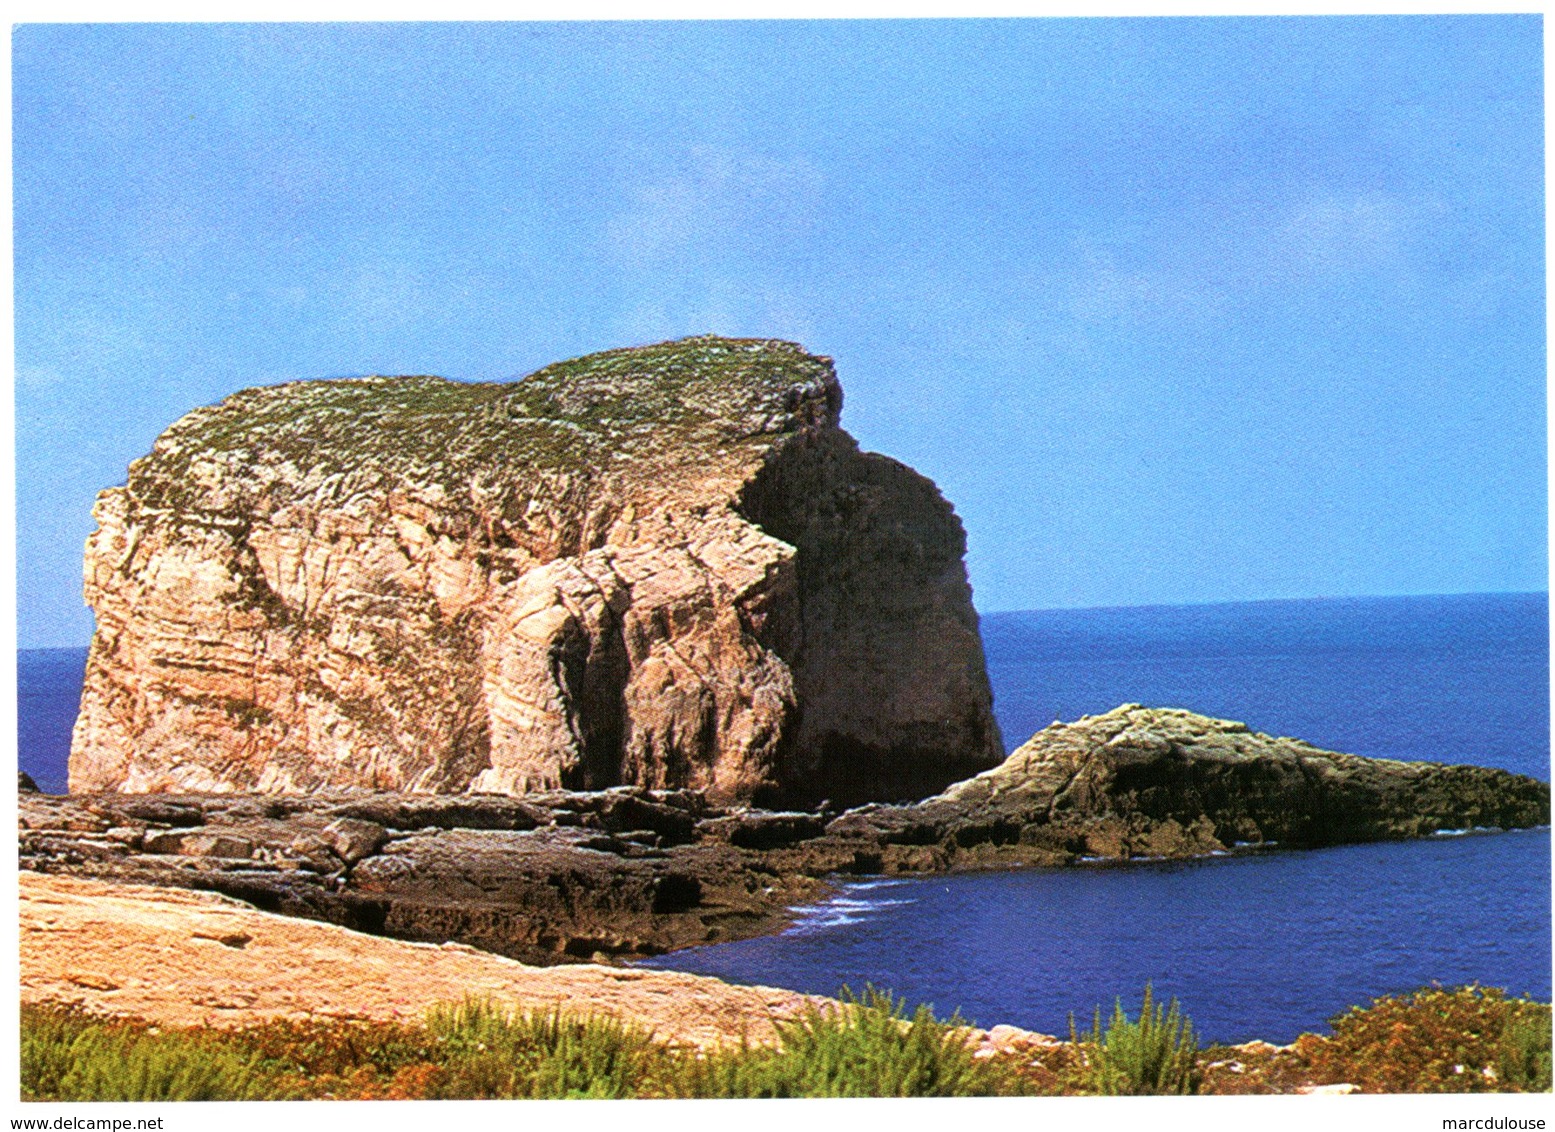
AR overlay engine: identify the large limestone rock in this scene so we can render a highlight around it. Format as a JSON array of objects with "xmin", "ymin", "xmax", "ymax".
[{"xmin": 70, "ymin": 337, "xmax": 1002, "ymax": 806}]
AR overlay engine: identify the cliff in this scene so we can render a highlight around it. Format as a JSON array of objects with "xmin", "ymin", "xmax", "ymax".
[{"xmin": 70, "ymin": 336, "xmax": 1002, "ymax": 806}]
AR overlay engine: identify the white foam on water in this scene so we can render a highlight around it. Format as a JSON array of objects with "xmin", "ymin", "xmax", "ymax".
[{"xmin": 782, "ymin": 882, "xmax": 918, "ymax": 936}]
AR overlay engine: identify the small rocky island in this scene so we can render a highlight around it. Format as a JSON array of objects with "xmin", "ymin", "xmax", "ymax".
[{"xmin": 29, "ymin": 337, "xmax": 1550, "ymax": 967}]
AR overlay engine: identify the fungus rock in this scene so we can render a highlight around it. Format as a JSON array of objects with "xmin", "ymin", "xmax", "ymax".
[{"xmin": 70, "ymin": 336, "xmax": 1002, "ymax": 806}]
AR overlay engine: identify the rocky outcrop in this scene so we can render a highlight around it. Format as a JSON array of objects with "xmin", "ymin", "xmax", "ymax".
[
  {"xmin": 20, "ymin": 786, "xmax": 830, "ymax": 966},
  {"xmin": 812, "ymin": 705, "xmax": 1552, "ymax": 871},
  {"xmin": 70, "ymin": 336, "xmax": 1001, "ymax": 807},
  {"xmin": 26, "ymin": 707, "xmax": 1548, "ymax": 964}
]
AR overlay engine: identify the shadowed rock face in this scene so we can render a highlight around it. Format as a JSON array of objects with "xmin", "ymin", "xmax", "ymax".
[{"xmin": 70, "ymin": 336, "xmax": 1002, "ymax": 805}]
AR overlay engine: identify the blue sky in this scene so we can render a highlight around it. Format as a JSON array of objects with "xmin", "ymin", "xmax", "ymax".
[{"xmin": 14, "ymin": 17, "xmax": 1545, "ymax": 648}]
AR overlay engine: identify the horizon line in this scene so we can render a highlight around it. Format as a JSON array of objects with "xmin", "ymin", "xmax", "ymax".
[{"xmin": 978, "ymin": 589, "xmax": 1549, "ymax": 617}]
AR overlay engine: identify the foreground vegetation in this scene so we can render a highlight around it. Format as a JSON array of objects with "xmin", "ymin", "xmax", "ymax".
[{"xmin": 20, "ymin": 985, "xmax": 1551, "ymax": 1100}]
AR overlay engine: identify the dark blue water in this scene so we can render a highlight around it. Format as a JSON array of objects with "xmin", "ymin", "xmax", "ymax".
[
  {"xmin": 20, "ymin": 594, "xmax": 1553, "ymax": 1041},
  {"xmin": 637, "ymin": 592, "xmax": 1552, "ymax": 1043},
  {"xmin": 642, "ymin": 832, "xmax": 1550, "ymax": 1044},
  {"xmin": 18, "ymin": 646, "xmax": 87, "ymax": 794}
]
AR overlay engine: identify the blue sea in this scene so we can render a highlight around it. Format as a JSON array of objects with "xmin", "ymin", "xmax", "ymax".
[
  {"xmin": 19, "ymin": 646, "xmax": 86, "ymax": 795},
  {"xmin": 19, "ymin": 592, "xmax": 1553, "ymax": 1042}
]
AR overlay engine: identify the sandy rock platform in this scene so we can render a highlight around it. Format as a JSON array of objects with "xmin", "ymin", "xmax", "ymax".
[{"xmin": 19, "ymin": 871, "xmax": 821, "ymax": 1048}]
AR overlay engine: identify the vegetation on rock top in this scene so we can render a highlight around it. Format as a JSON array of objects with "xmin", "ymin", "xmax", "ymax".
[{"xmin": 124, "ymin": 335, "xmax": 839, "ymax": 516}]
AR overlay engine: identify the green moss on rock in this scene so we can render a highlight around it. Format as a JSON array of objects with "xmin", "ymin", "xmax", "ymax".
[{"xmin": 126, "ymin": 335, "xmax": 840, "ymax": 519}]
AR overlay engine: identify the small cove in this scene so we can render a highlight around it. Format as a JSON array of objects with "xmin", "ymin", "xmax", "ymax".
[
  {"xmin": 635, "ymin": 592, "xmax": 1552, "ymax": 1043},
  {"xmin": 638, "ymin": 830, "xmax": 1551, "ymax": 1044}
]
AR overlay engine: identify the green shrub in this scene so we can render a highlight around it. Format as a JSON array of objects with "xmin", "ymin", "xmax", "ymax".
[
  {"xmin": 1298, "ymin": 986, "xmax": 1552, "ymax": 1093},
  {"xmin": 425, "ymin": 998, "xmax": 663, "ymax": 1099},
  {"xmin": 1070, "ymin": 984, "xmax": 1201, "ymax": 1095},
  {"xmin": 693, "ymin": 985, "xmax": 1019, "ymax": 1098},
  {"xmin": 1497, "ymin": 1009, "xmax": 1554, "ymax": 1091}
]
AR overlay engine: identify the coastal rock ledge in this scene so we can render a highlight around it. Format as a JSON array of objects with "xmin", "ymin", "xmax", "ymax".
[
  {"xmin": 25, "ymin": 707, "xmax": 1547, "ymax": 965},
  {"xmin": 70, "ymin": 336, "xmax": 1002, "ymax": 808}
]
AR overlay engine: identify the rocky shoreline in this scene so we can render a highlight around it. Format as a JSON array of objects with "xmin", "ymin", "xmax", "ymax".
[
  {"xmin": 24, "ymin": 870, "xmax": 1433, "ymax": 1095},
  {"xmin": 23, "ymin": 705, "xmax": 1550, "ymax": 966}
]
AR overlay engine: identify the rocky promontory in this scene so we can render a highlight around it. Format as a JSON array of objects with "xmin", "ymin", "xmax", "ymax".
[
  {"xmin": 25, "ymin": 706, "xmax": 1548, "ymax": 965},
  {"xmin": 70, "ymin": 337, "xmax": 1001, "ymax": 807},
  {"xmin": 817, "ymin": 705, "xmax": 1552, "ymax": 871}
]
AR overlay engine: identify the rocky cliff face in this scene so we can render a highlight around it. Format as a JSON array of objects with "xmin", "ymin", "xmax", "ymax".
[{"xmin": 70, "ymin": 337, "xmax": 1002, "ymax": 805}]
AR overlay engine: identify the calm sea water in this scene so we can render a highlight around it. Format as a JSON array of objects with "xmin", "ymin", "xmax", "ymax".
[
  {"xmin": 641, "ymin": 832, "xmax": 1550, "ymax": 1044},
  {"xmin": 19, "ymin": 593, "xmax": 1553, "ymax": 1041}
]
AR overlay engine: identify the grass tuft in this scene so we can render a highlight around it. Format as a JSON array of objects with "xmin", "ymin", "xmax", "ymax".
[
  {"xmin": 424, "ymin": 997, "xmax": 660, "ymax": 1099},
  {"xmin": 21, "ymin": 1004, "xmax": 272, "ymax": 1101},
  {"xmin": 692, "ymin": 985, "xmax": 1015, "ymax": 1098},
  {"xmin": 1070, "ymin": 983, "xmax": 1201, "ymax": 1095}
]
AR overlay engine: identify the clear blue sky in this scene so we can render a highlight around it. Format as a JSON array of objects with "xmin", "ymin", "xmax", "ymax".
[{"xmin": 14, "ymin": 17, "xmax": 1545, "ymax": 648}]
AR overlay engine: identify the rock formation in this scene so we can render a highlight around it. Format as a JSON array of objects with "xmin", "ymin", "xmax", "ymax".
[
  {"xmin": 26, "ymin": 707, "xmax": 1548, "ymax": 965},
  {"xmin": 19, "ymin": 872, "xmax": 829, "ymax": 1048},
  {"xmin": 70, "ymin": 336, "xmax": 1002, "ymax": 806},
  {"xmin": 819, "ymin": 705, "xmax": 1553, "ymax": 870},
  {"xmin": 20, "ymin": 787, "xmax": 828, "ymax": 965}
]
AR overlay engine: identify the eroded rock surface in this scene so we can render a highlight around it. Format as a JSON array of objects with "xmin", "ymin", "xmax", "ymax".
[
  {"xmin": 20, "ymin": 786, "xmax": 829, "ymax": 965},
  {"xmin": 70, "ymin": 336, "xmax": 1001, "ymax": 806}
]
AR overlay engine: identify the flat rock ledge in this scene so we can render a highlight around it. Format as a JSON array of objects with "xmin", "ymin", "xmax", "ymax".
[
  {"xmin": 21, "ymin": 872, "xmax": 1064, "ymax": 1061},
  {"xmin": 19, "ymin": 872, "xmax": 820, "ymax": 1049},
  {"xmin": 22, "ymin": 706, "xmax": 1548, "ymax": 965}
]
